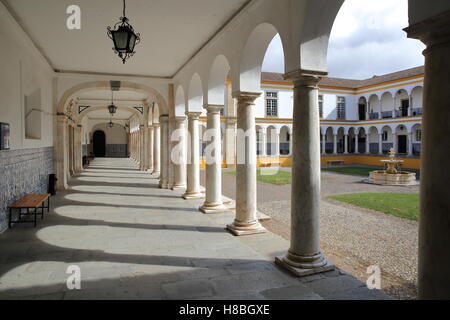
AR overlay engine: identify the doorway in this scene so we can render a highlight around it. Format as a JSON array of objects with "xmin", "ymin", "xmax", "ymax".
[
  {"xmin": 398, "ymin": 135, "xmax": 407, "ymax": 154},
  {"xmin": 93, "ymin": 130, "xmax": 106, "ymax": 157},
  {"xmin": 359, "ymin": 104, "xmax": 366, "ymax": 120}
]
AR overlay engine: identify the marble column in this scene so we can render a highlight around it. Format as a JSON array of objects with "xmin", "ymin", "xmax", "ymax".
[
  {"xmin": 406, "ymin": 11, "xmax": 450, "ymax": 299},
  {"xmin": 172, "ymin": 116, "xmax": 187, "ymax": 190},
  {"xmin": 321, "ymin": 133, "xmax": 326, "ymax": 155},
  {"xmin": 274, "ymin": 131, "xmax": 280, "ymax": 158},
  {"xmin": 227, "ymin": 92, "xmax": 266, "ymax": 236},
  {"xmin": 261, "ymin": 132, "xmax": 267, "ymax": 157},
  {"xmin": 200, "ymin": 105, "xmax": 229, "ymax": 214},
  {"xmin": 183, "ymin": 112, "xmax": 204, "ymax": 199},
  {"xmin": 379, "ymin": 133, "xmax": 383, "ymax": 155},
  {"xmin": 275, "ymin": 70, "xmax": 334, "ymax": 276},
  {"xmin": 355, "ymin": 133, "xmax": 359, "ymax": 154},
  {"xmin": 153, "ymin": 124, "xmax": 161, "ymax": 175},
  {"xmin": 225, "ymin": 117, "xmax": 237, "ymax": 168},
  {"xmin": 393, "ymin": 133, "xmax": 398, "ymax": 153},
  {"xmin": 140, "ymin": 127, "xmax": 147, "ymax": 171},
  {"xmin": 74, "ymin": 126, "xmax": 82, "ymax": 173},
  {"xmin": 333, "ymin": 134, "xmax": 338, "ymax": 154},
  {"xmin": 148, "ymin": 127, "xmax": 154, "ymax": 172},
  {"xmin": 55, "ymin": 115, "xmax": 68, "ymax": 190},
  {"xmin": 68, "ymin": 126, "xmax": 74, "ymax": 176},
  {"xmin": 366, "ymin": 135, "xmax": 370, "ymax": 155},
  {"xmin": 159, "ymin": 116, "xmax": 169, "ymax": 189},
  {"xmin": 344, "ymin": 134, "xmax": 349, "ymax": 154},
  {"xmin": 408, "ymin": 132, "xmax": 414, "ymax": 156}
]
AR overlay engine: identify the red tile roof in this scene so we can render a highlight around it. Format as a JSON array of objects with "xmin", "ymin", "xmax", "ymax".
[{"xmin": 261, "ymin": 66, "xmax": 424, "ymax": 89}]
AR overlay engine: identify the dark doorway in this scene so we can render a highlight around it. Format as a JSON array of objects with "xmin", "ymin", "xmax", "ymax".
[
  {"xmin": 93, "ymin": 130, "xmax": 106, "ymax": 157},
  {"xmin": 398, "ymin": 135, "xmax": 407, "ymax": 154},
  {"xmin": 359, "ymin": 104, "xmax": 366, "ymax": 120},
  {"xmin": 400, "ymin": 100, "xmax": 409, "ymax": 117}
]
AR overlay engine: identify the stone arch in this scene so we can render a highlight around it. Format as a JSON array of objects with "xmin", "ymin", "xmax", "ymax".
[
  {"xmin": 175, "ymin": 85, "xmax": 186, "ymax": 116},
  {"xmin": 238, "ymin": 23, "xmax": 286, "ymax": 93},
  {"xmin": 57, "ymin": 81, "xmax": 168, "ymax": 116},
  {"xmin": 77, "ymin": 106, "xmax": 145, "ymax": 126},
  {"xmin": 188, "ymin": 73, "xmax": 204, "ymax": 112},
  {"xmin": 279, "ymin": 126, "xmax": 291, "ymax": 155},
  {"xmin": 208, "ymin": 55, "xmax": 231, "ymax": 105}
]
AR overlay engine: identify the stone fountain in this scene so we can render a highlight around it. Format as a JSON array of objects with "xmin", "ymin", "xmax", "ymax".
[{"xmin": 366, "ymin": 148, "xmax": 418, "ymax": 186}]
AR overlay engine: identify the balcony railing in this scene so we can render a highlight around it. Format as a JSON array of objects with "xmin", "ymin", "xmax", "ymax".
[
  {"xmin": 381, "ymin": 111, "xmax": 393, "ymax": 119},
  {"xmin": 369, "ymin": 113, "xmax": 379, "ymax": 120},
  {"xmin": 412, "ymin": 108, "xmax": 423, "ymax": 116}
]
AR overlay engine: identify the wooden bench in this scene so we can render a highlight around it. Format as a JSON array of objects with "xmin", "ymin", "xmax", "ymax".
[
  {"xmin": 8, "ymin": 194, "xmax": 51, "ymax": 228},
  {"xmin": 327, "ymin": 160, "xmax": 345, "ymax": 166}
]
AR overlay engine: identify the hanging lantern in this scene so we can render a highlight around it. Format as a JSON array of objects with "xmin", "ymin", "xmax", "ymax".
[
  {"xmin": 108, "ymin": 104, "xmax": 118, "ymax": 115},
  {"xmin": 107, "ymin": 0, "xmax": 141, "ymax": 64}
]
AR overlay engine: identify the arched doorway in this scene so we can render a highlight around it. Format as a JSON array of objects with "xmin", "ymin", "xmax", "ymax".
[{"xmin": 93, "ymin": 130, "xmax": 106, "ymax": 157}]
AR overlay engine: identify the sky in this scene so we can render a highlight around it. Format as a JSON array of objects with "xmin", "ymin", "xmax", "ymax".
[{"xmin": 261, "ymin": 0, "xmax": 426, "ymax": 80}]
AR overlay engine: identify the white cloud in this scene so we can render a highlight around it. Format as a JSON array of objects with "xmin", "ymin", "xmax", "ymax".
[{"xmin": 262, "ymin": 0, "xmax": 425, "ymax": 79}]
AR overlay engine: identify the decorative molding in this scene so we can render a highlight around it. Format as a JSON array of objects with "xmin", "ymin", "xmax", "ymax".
[
  {"xmin": 78, "ymin": 106, "xmax": 91, "ymax": 114},
  {"xmin": 134, "ymin": 107, "xmax": 144, "ymax": 115}
]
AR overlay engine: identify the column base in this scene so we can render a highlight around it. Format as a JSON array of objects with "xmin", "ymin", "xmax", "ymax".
[
  {"xmin": 199, "ymin": 202, "xmax": 231, "ymax": 214},
  {"xmin": 182, "ymin": 192, "xmax": 205, "ymax": 200},
  {"xmin": 152, "ymin": 170, "xmax": 160, "ymax": 175},
  {"xmin": 275, "ymin": 252, "xmax": 335, "ymax": 277},
  {"xmin": 226, "ymin": 220, "xmax": 267, "ymax": 236},
  {"xmin": 172, "ymin": 184, "xmax": 186, "ymax": 191}
]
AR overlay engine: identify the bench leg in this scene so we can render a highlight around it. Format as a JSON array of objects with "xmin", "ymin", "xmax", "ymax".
[
  {"xmin": 33, "ymin": 208, "xmax": 37, "ymax": 228},
  {"xmin": 41, "ymin": 202, "xmax": 45, "ymax": 219},
  {"xmin": 48, "ymin": 197, "xmax": 50, "ymax": 213}
]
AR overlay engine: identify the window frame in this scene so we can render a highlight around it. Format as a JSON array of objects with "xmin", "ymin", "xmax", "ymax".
[
  {"xmin": 265, "ymin": 91, "xmax": 279, "ymax": 118},
  {"xmin": 336, "ymin": 96, "xmax": 346, "ymax": 120}
]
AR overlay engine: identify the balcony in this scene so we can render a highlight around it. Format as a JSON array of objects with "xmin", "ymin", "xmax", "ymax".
[
  {"xmin": 369, "ymin": 113, "xmax": 379, "ymax": 120},
  {"xmin": 381, "ymin": 111, "xmax": 393, "ymax": 119},
  {"xmin": 412, "ymin": 108, "xmax": 423, "ymax": 116}
]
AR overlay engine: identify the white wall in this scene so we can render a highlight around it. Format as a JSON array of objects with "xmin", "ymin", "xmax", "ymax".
[
  {"xmin": 0, "ymin": 12, "xmax": 54, "ymax": 150},
  {"xmin": 91, "ymin": 123, "xmax": 127, "ymax": 145}
]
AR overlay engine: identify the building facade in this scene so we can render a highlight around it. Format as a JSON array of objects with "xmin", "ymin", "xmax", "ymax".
[{"xmin": 196, "ymin": 67, "xmax": 423, "ymax": 170}]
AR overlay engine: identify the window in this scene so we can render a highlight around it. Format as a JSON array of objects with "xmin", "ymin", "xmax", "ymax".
[
  {"xmin": 319, "ymin": 95, "xmax": 323, "ymax": 118},
  {"xmin": 266, "ymin": 91, "xmax": 278, "ymax": 117},
  {"xmin": 337, "ymin": 97, "xmax": 346, "ymax": 120},
  {"xmin": 24, "ymin": 89, "xmax": 42, "ymax": 139},
  {"xmin": 416, "ymin": 130, "xmax": 422, "ymax": 142},
  {"xmin": 382, "ymin": 131, "xmax": 388, "ymax": 141}
]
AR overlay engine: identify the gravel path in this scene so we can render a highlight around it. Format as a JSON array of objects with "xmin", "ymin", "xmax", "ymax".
[{"xmin": 201, "ymin": 168, "xmax": 420, "ymax": 299}]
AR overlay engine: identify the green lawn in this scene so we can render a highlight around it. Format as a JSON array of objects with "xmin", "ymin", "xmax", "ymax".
[
  {"xmin": 329, "ymin": 193, "xmax": 419, "ymax": 221},
  {"xmin": 322, "ymin": 166, "xmax": 379, "ymax": 176},
  {"xmin": 225, "ymin": 170, "xmax": 292, "ymax": 185}
]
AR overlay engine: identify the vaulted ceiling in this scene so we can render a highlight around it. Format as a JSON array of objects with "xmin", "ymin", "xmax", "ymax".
[{"xmin": 3, "ymin": 0, "xmax": 249, "ymax": 77}]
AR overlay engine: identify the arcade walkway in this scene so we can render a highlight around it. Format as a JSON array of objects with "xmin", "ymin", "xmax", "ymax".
[{"xmin": 0, "ymin": 158, "xmax": 390, "ymax": 300}]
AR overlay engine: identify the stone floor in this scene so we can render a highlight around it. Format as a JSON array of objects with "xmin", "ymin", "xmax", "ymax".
[
  {"xmin": 0, "ymin": 158, "xmax": 390, "ymax": 300},
  {"xmin": 204, "ymin": 167, "xmax": 419, "ymax": 300}
]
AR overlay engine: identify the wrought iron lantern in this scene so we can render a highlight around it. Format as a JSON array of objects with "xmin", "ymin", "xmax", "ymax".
[
  {"xmin": 108, "ymin": 120, "xmax": 114, "ymax": 128},
  {"xmin": 108, "ymin": 90, "xmax": 118, "ymax": 115},
  {"xmin": 107, "ymin": 0, "xmax": 141, "ymax": 64}
]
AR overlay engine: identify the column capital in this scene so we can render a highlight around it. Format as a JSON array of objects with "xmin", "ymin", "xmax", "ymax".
[
  {"xmin": 159, "ymin": 115, "xmax": 169, "ymax": 123},
  {"xmin": 283, "ymin": 69, "xmax": 327, "ymax": 88},
  {"xmin": 404, "ymin": 10, "xmax": 450, "ymax": 48},
  {"xmin": 186, "ymin": 111, "xmax": 202, "ymax": 120},
  {"xmin": 204, "ymin": 104, "xmax": 224, "ymax": 114},
  {"xmin": 174, "ymin": 115, "xmax": 187, "ymax": 122},
  {"xmin": 225, "ymin": 117, "xmax": 237, "ymax": 125},
  {"xmin": 153, "ymin": 123, "xmax": 161, "ymax": 128},
  {"xmin": 232, "ymin": 91, "xmax": 261, "ymax": 107}
]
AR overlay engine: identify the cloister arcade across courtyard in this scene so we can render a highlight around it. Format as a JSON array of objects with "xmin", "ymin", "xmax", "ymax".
[{"xmin": 0, "ymin": 0, "xmax": 449, "ymax": 300}]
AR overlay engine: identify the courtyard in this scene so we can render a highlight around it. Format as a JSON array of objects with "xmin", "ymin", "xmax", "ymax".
[
  {"xmin": 204, "ymin": 167, "xmax": 420, "ymax": 299},
  {"xmin": 0, "ymin": 158, "xmax": 390, "ymax": 300}
]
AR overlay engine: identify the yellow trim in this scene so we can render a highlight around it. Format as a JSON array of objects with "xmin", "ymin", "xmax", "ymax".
[{"xmin": 199, "ymin": 155, "xmax": 420, "ymax": 170}]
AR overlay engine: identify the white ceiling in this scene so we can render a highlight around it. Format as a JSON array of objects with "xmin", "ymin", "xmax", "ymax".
[
  {"xmin": 78, "ymin": 89, "xmax": 149, "ymax": 101},
  {"xmin": 87, "ymin": 108, "xmax": 134, "ymax": 121},
  {"xmin": 4, "ymin": 0, "xmax": 249, "ymax": 77}
]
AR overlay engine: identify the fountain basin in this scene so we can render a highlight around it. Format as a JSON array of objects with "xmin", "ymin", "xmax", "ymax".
[{"xmin": 367, "ymin": 170, "xmax": 418, "ymax": 186}]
